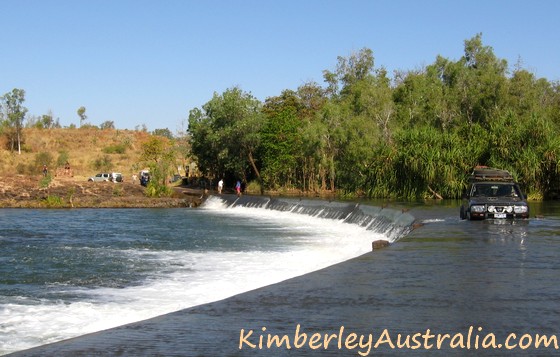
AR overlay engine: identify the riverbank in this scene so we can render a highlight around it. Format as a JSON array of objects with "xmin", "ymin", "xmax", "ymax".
[{"xmin": 0, "ymin": 175, "xmax": 204, "ymax": 208}]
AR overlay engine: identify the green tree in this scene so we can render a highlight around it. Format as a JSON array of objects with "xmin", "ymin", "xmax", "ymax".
[
  {"xmin": 319, "ymin": 48, "xmax": 390, "ymax": 193},
  {"xmin": 323, "ymin": 47, "xmax": 375, "ymax": 97},
  {"xmin": 296, "ymin": 81, "xmax": 327, "ymax": 120},
  {"xmin": 434, "ymin": 34, "xmax": 509, "ymax": 128},
  {"xmin": 26, "ymin": 112, "xmax": 60, "ymax": 129},
  {"xmin": 35, "ymin": 152, "xmax": 54, "ymax": 174},
  {"xmin": 153, "ymin": 128, "xmax": 174, "ymax": 139},
  {"xmin": 182, "ymin": 36, "xmax": 560, "ymax": 199},
  {"xmin": 260, "ymin": 90, "xmax": 302, "ymax": 189},
  {"xmin": 57, "ymin": 151, "xmax": 70, "ymax": 168},
  {"xmin": 141, "ymin": 136, "xmax": 175, "ymax": 197},
  {"xmin": 462, "ymin": 34, "xmax": 509, "ymax": 126},
  {"xmin": 99, "ymin": 120, "xmax": 115, "ymax": 130},
  {"xmin": 295, "ymin": 82, "xmax": 328, "ymax": 192},
  {"xmin": 188, "ymin": 87, "xmax": 263, "ymax": 184},
  {"xmin": 393, "ymin": 67, "xmax": 448, "ymax": 129},
  {"xmin": 77, "ymin": 106, "xmax": 87, "ymax": 127},
  {"xmin": 175, "ymin": 119, "xmax": 193, "ymax": 177},
  {"xmin": 319, "ymin": 50, "xmax": 377, "ymax": 192},
  {"xmin": 93, "ymin": 155, "xmax": 113, "ymax": 171},
  {"xmin": 187, "ymin": 107, "xmax": 217, "ymax": 175},
  {"xmin": 2, "ymin": 88, "xmax": 28, "ymax": 154}
]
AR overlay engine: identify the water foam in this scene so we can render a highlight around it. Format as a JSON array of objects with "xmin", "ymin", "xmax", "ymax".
[{"xmin": 1, "ymin": 201, "xmax": 390, "ymax": 355}]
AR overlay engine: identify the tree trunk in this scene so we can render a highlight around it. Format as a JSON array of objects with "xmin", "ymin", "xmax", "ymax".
[
  {"xmin": 247, "ymin": 151, "xmax": 264, "ymax": 194},
  {"xmin": 17, "ymin": 129, "xmax": 21, "ymax": 155}
]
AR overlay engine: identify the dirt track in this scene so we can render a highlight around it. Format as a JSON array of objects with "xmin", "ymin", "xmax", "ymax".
[{"xmin": 0, "ymin": 175, "xmax": 204, "ymax": 208}]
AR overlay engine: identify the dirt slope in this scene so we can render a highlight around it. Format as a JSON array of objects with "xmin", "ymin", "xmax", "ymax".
[{"xmin": 0, "ymin": 175, "xmax": 204, "ymax": 208}]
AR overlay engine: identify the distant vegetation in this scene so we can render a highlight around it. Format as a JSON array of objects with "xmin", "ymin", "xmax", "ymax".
[
  {"xmin": 2, "ymin": 34, "xmax": 560, "ymax": 199},
  {"xmin": 188, "ymin": 34, "xmax": 560, "ymax": 199},
  {"xmin": 0, "ymin": 128, "xmax": 190, "ymax": 195}
]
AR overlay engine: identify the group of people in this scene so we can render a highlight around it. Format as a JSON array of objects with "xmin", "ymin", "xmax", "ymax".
[
  {"xmin": 41, "ymin": 161, "xmax": 72, "ymax": 177},
  {"xmin": 217, "ymin": 179, "xmax": 243, "ymax": 196}
]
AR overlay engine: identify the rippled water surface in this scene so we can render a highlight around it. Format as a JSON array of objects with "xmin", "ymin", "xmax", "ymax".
[
  {"xmin": 0, "ymin": 200, "xmax": 387, "ymax": 355},
  {"xmin": 2, "ymin": 198, "xmax": 560, "ymax": 356}
]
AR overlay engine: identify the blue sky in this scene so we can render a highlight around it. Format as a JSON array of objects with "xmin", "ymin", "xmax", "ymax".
[{"xmin": 1, "ymin": 0, "xmax": 558, "ymax": 132}]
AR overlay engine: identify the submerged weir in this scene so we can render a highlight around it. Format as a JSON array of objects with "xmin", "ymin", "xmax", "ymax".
[{"xmin": 210, "ymin": 195, "xmax": 416, "ymax": 244}]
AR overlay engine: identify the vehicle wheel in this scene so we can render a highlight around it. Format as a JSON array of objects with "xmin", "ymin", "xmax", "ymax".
[{"xmin": 88, "ymin": 178, "xmax": 93, "ymax": 182}]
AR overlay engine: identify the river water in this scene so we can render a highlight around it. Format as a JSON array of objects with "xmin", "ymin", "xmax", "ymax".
[{"xmin": 1, "ymin": 196, "xmax": 560, "ymax": 355}]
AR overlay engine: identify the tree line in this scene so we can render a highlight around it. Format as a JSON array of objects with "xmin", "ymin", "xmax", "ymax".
[
  {"xmin": 0, "ymin": 96, "xmax": 176, "ymax": 140},
  {"xmin": 188, "ymin": 34, "xmax": 560, "ymax": 199},
  {"xmin": 3, "ymin": 34, "xmax": 559, "ymax": 199}
]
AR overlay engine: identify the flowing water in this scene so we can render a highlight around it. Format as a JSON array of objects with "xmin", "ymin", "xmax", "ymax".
[
  {"xmin": 1, "ymin": 196, "xmax": 559, "ymax": 356},
  {"xmin": 0, "ymin": 196, "xmax": 411, "ymax": 355}
]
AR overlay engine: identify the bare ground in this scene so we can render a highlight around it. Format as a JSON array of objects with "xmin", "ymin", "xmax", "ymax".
[{"xmin": 0, "ymin": 175, "xmax": 205, "ymax": 208}]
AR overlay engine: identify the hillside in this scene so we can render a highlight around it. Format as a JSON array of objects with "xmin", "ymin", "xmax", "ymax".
[
  {"xmin": 0, "ymin": 128, "xmax": 158, "ymax": 179},
  {"xmin": 0, "ymin": 128, "xmax": 203, "ymax": 208}
]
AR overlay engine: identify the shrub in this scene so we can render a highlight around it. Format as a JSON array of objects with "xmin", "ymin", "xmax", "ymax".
[
  {"xmin": 144, "ymin": 181, "xmax": 173, "ymax": 198},
  {"xmin": 34, "ymin": 152, "xmax": 53, "ymax": 171},
  {"xmin": 112, "ymin": 185, "xmax": 124, "ymax": 196},
  {"xmin": 16, "ymin": 163, "xmax": 26, "ymax": 175},
  {"xmin": 57, "ymin": 151, "xmax": 70, "ymax": 167},
  {"xmin": 43, "ymin": 195, "xmax": 63, "ymax": 207},
  {"xmin": 39, "ymin": 174, "xmax": 52, "ymax": 189},
  {"xmin": 92, "ymin": 155, "xmax": 113, "ymax": 171},
  {"xmin": 245, "ymin": 180, "xmax": 261, "ymax": 194},
  {"xmin": 103, "ymin": 144, "xmax": 127, "ymax": 154}
]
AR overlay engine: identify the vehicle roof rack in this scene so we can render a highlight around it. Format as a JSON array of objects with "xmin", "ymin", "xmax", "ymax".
[{"xmin": 469, "ymin": 166, "xmax": 514, "ymax": 182}]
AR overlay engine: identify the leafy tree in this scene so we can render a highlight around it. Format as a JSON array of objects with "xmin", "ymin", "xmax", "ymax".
[
  {"xmin": 141, "ymin": 136, "xmax": 175, "ymax": 197},
  {"xmin": 93, "ymin": 155, "xmax": 113, "ymax": 171},
  {"xmin": 57, "ymin": 151, "xmax": 70, "ymax": 168},
  {"xmin": 77, "ymin": 106, "xmax": 87, "ymax": 127},
  {"xmin": 174, "ymin": 118, "xmax": 193, "ymax": 177},
  {"xmin": 183, "ymin": 35, "xmax": 560, "ymax": 199},
  {"xmin": 393, "ymin": 68, "xmax": 447, "ymax": 129},
  {"xmin": 135, "ymin": 124, "xmax": 148, "ymax": 132},
  {"xmin": 461, "ymin": 34, "xmax": 509, "ymax": 126},
  {"xmin": 260, "ymin": 90, "xmax": 302, "ymax": 189},
  {"xmin": 99, "ymin": 120, "xmax": 115, "ymax": 130},
  {"xmin": 319, "ymin": 48, "xmax": 390, "ymax": 193},
  {"xmin": 2, "ymin": 88, "xmax": 28, "ymax": 154},
  {"xmin": 431, "ymin": 33, "xmax": 509, "ymax": 128},
  {"xmin": 187, "ymin": 107, "xmax": 218, "ymax": 176},
  {"xmin": 152, "ymin": 128, "xmax": 174, "ymax": 139},
  {"xmin": 26, "ymin": 112, "xmax": 60, "ymax": 129},
  {"xmin": 320, "ymin": 50, "xmax": 375, "ymax": 191},
  {"xmin": 296, "ymin": 82, "xmax": 327, "ymax": 119},
  {"xmin": 323, "ymin": 47, "xmax": 375, "ymax": 97},
  {"xmin": 188, "ymin": 87, "xmax": 263, "ymax": 184},
  {"xmin": 295, "ymin": 83, "xmax": 328, "ymax": 191},
  {"xmin": 34, "ymin": 152, "xmax": 54, "ymax": 174},
  {"xmin": 103, "ymin": 144, "xmax": 127, "ymax": 154}
]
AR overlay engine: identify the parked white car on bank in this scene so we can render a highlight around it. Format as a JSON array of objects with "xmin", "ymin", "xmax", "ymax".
[{"xmin": 88, "ymin": 173, "xmax": 111, "ymax": 182}]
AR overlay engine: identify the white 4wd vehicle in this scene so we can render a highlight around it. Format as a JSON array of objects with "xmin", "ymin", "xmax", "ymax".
[
  {"xmin": 110, "ymin": 173, "xmax": 123, "ymax": 182},
  {"xmin": 88, "ymin": 173, "xmax": 123, "ymax": 182},
  {"xmin": 88, "ymin": 173, "xmax": 110, "ymax": 182}
]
